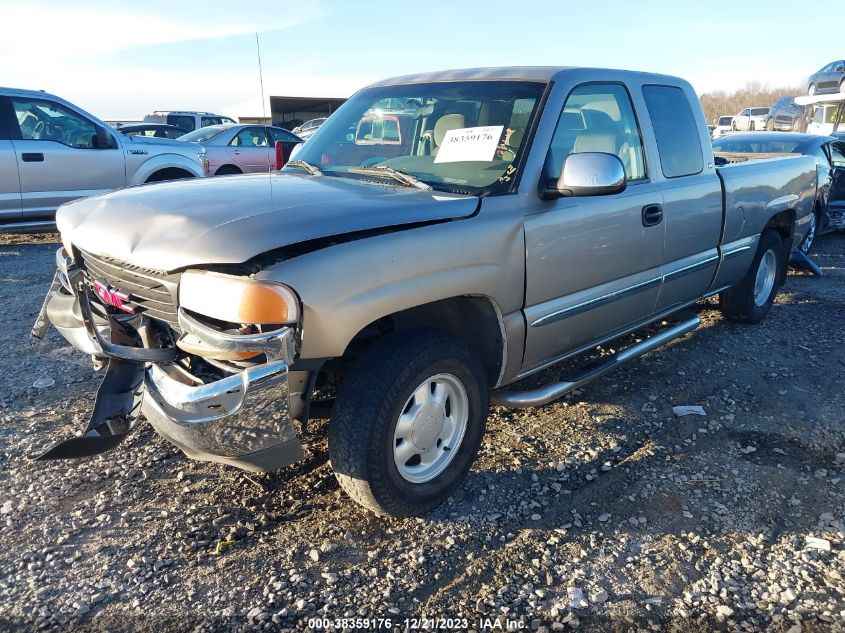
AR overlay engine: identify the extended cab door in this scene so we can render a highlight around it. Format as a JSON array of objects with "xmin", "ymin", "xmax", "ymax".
[
  {"xmin": 0, "ymin": 101, "xmax": 22, "ymax": 222},
  {"xmin": 522, "ymin": 83, "xmax": 665, "ymax": 371},
  {"xmin": 227, "ymin": 126, "xmax": 271, "ymax": 173},
  {"xmin": 640, "ymin": 85, "xmax": 723, "ymax": 312},
  {"xmin": 5, "ymin": 96, "xmax": 125, "ymax": 218}
]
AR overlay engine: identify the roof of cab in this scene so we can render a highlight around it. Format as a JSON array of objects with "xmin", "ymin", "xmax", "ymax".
[
  {"xmin": 366, "ymin": 66, "xmax": 691, "ymax": 89},
  {"xmin": 0, "ymin": 86, "xmax": 61, "ymax": 99}
]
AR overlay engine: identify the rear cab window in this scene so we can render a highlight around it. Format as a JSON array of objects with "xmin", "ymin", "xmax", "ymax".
[{"xmin": 641, "ymin": 85, "xmax": 703, "ymax": 178}]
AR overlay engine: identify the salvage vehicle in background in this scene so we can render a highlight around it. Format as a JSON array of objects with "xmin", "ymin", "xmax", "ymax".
[
  {"xmin": 178, "ymin": 124, "xmax": 303, "ymax": 175},
  {"xmin": 34, "ymin": 67, "xmax": 815, "ymax": 517},
  {"xmin": 0, "ymin": 87, "xmax": 208, "ymax": 231},
  {"xmin": 732, "ymin": 107, "xmax": 769, "ymax": 131},
  {"xmin": 712, "ymin": 115, "xmax": 733, "ymax": 139},
  {"xmin": 713, "ymin": 132, "xmax": 845, "ymax": 252},
  {"xmin": 143, "ymin": 110, "xmax": 237, "ymax": 132},
  {"xmin": 765, "ymin": 96, "xmax": 805, "ymax": 132},
  {"xmin": 292, "ymin": 117, "xmax": 326, "ymax": 140},
  {"xmin": 807, "ymin": 60, "xmax": 845, "ymax": 95}
]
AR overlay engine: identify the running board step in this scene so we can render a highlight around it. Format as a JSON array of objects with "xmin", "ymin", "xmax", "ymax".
[{"xmin": 490, "ymin": 314, "xmax": 700, "ymax": 408}]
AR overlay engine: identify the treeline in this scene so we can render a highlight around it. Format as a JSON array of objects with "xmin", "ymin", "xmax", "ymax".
[{"xmin": 698, "ymin": 82, "xmax": 803, "ymax": 125}]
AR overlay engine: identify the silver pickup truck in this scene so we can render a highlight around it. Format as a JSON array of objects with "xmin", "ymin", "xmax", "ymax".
[
  {"xmin": 0, "ymin": 87, "xmax": 208, "ymax": 230},
  {"xmin": 33, "ymin": 67, "xmax": 816, "ymax": 517}
]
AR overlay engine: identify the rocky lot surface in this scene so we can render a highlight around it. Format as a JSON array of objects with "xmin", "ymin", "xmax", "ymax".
[{"xmin": 0, "ymin": 232, "xmax": 843, "ymax": 632}]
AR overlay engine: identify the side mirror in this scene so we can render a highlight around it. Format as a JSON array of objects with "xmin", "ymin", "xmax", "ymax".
[
  {"xmin": 541, "ymin": 152, "xmax": 626, "ymax": 200},
  {"xmin": 95, "ymin": 126, "xmax": 115, "ymax": 149}
]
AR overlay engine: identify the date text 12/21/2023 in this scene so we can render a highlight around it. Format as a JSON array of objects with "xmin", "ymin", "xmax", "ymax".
[{"xmin": 306, "ymin": 616, "xmax": 527, "ymax": 630}]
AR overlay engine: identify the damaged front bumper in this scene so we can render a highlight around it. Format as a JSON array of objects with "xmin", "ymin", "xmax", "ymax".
[{"xmin": 32, "ymin": 249, "xmax": 304, "ymax": 473}]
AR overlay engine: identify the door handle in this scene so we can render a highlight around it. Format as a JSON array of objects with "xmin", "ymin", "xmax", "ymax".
[
  {"xmin": 232, "ymin": 150, "xmax": 241, "ymax": 155},
  {"xmin": 642, "ymin": 204, "xmax": 663, "ymax": 227},
  {"xmin": 22, "ymin": 152, "xmax": 44, "ymax": 162}
]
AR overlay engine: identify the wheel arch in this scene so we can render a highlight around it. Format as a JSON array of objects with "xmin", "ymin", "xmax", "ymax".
[{"xmin": 335, "ymin": 295, "xmax": 507, "ymax": 388}]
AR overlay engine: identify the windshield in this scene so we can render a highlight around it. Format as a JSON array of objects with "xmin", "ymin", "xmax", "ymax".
[
  {"xmin": 178, "ymin": 126, "xmax": 229, "ymax": 143},
  {"xmin": 712, "ymin": 138, "xmax": 802, "ymax": 153},
  {"xmin": 283, "ymin": 80, "xmax": 546, "ymax": 194}
]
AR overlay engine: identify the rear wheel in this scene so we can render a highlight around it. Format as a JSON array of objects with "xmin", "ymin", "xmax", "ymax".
[
  {"xmin": 329, "ymin": 330, "xmax": 488, "ymax": 517},
  {"xmin": 731, "ymin": 121, "xmax": 737, "ymax": 131},
  {"xmin": 719, "ymin": 229, "xmax": 785, "ymax": 324},
  {"xmin": 749, "ymin": 121, "xmax": 756, "ymax": 131}
]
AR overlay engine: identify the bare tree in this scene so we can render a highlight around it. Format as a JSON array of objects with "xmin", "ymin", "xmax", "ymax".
[{"xmin": 698, "ymin": 82, "xmax": 803, "ymax": 125}]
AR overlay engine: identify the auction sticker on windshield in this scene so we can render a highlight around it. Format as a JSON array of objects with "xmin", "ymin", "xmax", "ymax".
[{"xmin": 434, "ymin": 125, "xmax": 504, "ymax": 163}]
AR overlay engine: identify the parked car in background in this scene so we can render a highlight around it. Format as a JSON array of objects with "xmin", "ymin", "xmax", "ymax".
[
  {"xmin": 765, "ymin": 97, "xmax": 805, "ymax": 131},
  {"xmin": 712, "ymin": 115, "xmax": 733, "ymax": 139},
  {"xmin": 0, "ymin": 87, "xmax": 207, "ymax": 230},
  {"xmin": 143, "ymin": 110, "xmax": 237, "ymax": 132},
  {"xmin": 36, "ymin": 67, "xmax": 816, "ymax": 517},
  {"xmin": 713, "ymin": 132, "xmax": 845, "ymax": 251},
  {"xmin": 807, "ymin": 60, "xmax": 845, "ymax": 95},
  {"xmin": 732, "ymin": 107, "xmax": 769, "ymax": 131},
  {"xmin": 292, "ymin": 117, "xmax": 326, "ymax": 140},
  {"xmin": 115, "ymin": 123, "xmax": 189, "ymax": 139},
  {"xmin": 178, "ymin": 124, "xmax": 302, "ymax": 175}
]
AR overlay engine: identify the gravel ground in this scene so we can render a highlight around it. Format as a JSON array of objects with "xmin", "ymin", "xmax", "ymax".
[{"xmin": 1, "ymin": 232, "xmax": 844, "ymax": 632}]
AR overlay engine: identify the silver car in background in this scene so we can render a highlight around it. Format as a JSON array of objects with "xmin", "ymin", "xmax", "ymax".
[
  {"xmin": 0, "ymin": 87, "xmax": 208, "ymax": 230},
  {"xmin": 179, "ymin": 124, "xmax": 303, "ymax": 175},
  {"xmin": 291, "ymin": 117, "xmax": 326, "ymax": 140}
]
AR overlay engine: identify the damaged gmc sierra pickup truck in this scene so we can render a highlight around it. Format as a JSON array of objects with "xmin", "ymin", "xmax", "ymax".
[{"xmin": 32, "ymin": 67, "xmax": 816, "ymax": 517}]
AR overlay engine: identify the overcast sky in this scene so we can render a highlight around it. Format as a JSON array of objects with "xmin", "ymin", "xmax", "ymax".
[{"xmin": 1, "ymin": 0, "xmax": 841, "ymax": 119}]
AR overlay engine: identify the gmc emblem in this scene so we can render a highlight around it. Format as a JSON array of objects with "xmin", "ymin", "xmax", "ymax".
[{"xmin": 92, "ymin": 280, "xmax": 134, "ymax": 313}]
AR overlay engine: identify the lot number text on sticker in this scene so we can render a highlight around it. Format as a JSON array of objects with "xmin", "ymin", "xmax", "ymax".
[{"xmin": 434, "ymin": 125, "xmax": 504, "ymax": 163}]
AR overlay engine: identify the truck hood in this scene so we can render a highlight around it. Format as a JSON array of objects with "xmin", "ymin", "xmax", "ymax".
[{"xmin": 57, "ymin": 173, "xmax": 478, "ymax": 271}]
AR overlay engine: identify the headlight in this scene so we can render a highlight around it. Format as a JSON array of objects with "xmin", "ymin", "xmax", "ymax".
[{"xmin": 179, "ymin": 270, "xmax": 299, "ymax": 325}]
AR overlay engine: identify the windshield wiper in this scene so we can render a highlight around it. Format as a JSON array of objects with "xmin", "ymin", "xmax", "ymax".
[
  {"xmin": 348, "ymin": 165, "xmax": 432, "ymax": 191},
  {"xmin": 284, "ymin": 160, "xmax": 323, "ymax": 176}
]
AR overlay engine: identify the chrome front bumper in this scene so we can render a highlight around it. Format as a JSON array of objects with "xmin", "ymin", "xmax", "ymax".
[
  {"xmin": 141, "ymin": 311, "xmax": 304, "ymax": 472},
  {"xmin": 36, "ymin": 250, "xmax": 304, "ymax": 472}
]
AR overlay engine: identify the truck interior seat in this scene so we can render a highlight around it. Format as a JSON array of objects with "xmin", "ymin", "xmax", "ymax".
[{"xmin": 425, "ymin": 113, "xmax": 466, "ymax": 156}]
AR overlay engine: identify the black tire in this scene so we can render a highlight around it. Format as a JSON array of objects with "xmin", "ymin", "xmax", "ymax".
[
  {"xmin": 719, "ymin": 229, "xmax": 785, "ymax": 324},
  {"xmin": 792, "ymin": 117, "xmax": 804, "ymax": 132},
  {"xmin": 731, "ymin": 122, "xmax": 737, "ymax": 131},
  {"xmin": 749, "ymin": 121, "xmax": 756, "ymax": 131},
  {"xmin": 808, "ymin": 83, "xmax": 816, "ymax": 96},
  {"xmin": 215, "ymin": 165, "xmax": 242, "ymax": 176},
  {"xmin": 329, "ymin": 330, "xmax": 488, "ymax": 517},
  {"xmin": 765, "ymin": 118, "xmax": 774, "ymax": 131}
]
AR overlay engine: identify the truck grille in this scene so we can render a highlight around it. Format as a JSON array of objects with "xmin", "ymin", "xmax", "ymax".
[{"xmin": 79, "ymin": 250, "xmax": 181, "ymax": 331}]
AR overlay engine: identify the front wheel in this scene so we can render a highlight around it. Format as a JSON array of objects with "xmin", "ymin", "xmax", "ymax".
[
  {"xmin": 808, "ymin": 84, "xmax": 817, "ymax": 96},
  {"xmin": 719, "ymin": 229, "xmax": 785, "ymax": 324},
  {"xmin": 329, "ymin": 331, "xmax": 488, "ymax": 517},
  {"xmin": 765, "ymin": 118, "xmax": 774, "ymax": 131},
  {"xmin": 792, "ymin": 117, "xmax": 804, "ymax": 132},
  {"xmin": 749, "ymin": 121, "xmax": 756, "ymax": 131}
]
